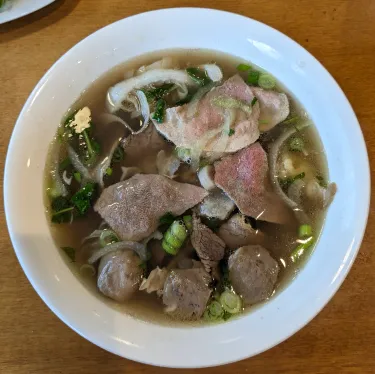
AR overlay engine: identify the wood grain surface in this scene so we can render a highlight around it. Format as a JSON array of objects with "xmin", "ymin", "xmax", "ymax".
[{"xmin": 1, "ymin": 0, "xmax": 374, "ymax": 373}]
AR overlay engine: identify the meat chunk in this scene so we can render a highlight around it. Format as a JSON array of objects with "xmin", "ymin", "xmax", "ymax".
[
  {"xmin": 198, "ymin": 190, "xmax": 235, "ymax": 220},
  {"xmin": 214, "ymin": 143, "xmax": 293, "ymax": 224},
  {"xmin": 218, "ymin": 214, "xmax": 265, "ymax": 250},
  {"xmin": 191, "ymin": 214, "xmax": 225, "ymax": 274},
  {"xmin": 97, "ymin": 249, "xmax": 143, "ymax": 302},
  {"xmin": 252, "ymin": 87, "xmax": 289, "ymax": 132},
  {"xmin": 95, "ymin": 174, "xmax": 208, "ymax": 241},
  {"xmin": 228, "ymin": 245, "xmax": 279, "ymax": 305},
  {"xmin": 162, "ymin": 268, "xmax": 212, "ymax": 319},
  {"xmin": 155, "ymin": 75, "xmax": 260, "ymax": 153}
]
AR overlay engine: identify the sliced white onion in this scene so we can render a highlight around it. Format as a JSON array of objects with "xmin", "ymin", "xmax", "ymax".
[
  {"xmin": 98, "ymin": 113, "xmax": 134, "ymax": 134},
  {"xmin": 66, "ymin": 145, "xmax": 92, "ymax": 181},
  {"xmin": 88, "ymin": 241, "xmax": 148, "ymax": 264},
  {"xmin": 135, "ymin": 90, "xmax": 150, "ymax": 127},
  {"xmin": 81, "ymin": 229, "xmax": 103, "ymax": 245},
  {"xmin": 107, "ymin": 69, "xmax": 198, "ymax": 113},
  {"xmin": 197, "ymin": 165, "xmax": 216, "ymax": 191},
  {"xmin": 94, "ymin": 141, "xmax": 119, "ymax": 188},
  {"xmin": 62, "ymin": 170, "xmax": 72, "ymax": 185}
]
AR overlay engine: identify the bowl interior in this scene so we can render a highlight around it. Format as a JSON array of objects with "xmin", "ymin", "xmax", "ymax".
[{"xmin": 4, "ymin": 8, "xmax": 370, "ymax": 368}]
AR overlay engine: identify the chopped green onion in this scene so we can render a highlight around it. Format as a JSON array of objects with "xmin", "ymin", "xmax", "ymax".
[
  {"xmin": 106, "ymin": 167, "xmax": 113, "ymax": 176},
  {"xmin": 247, "ymin": 70, "xmax": 260, "ymax": 85},
  {"xmin": 152, "ymin": 99, "xmax": 166, "ymax": 123},
  {"xmin": 162, "ymin": 220, "xmax": 188, "ymax": 255},
  {"xmin": 258, "ymin": 73, "xmax": 276, "ymax": 90},
  {"xmin": 289, "ymin": 137, "xmax": 305, "ymax": 152},
  {"xmin": 219, "ymin": 290, "xmax": 242, "ymax": 314},
  {"xmin": 298, "ymin": 224, "xmax": 312, "ymax": 238},
  {"xmin": 228, "ymin": 129, "xmax": 235, "ymax": 136},
  {"xmin": 73, "ymin": 172, "xmax": 81, "ymax": 183},
  {"xmin": 251, "ymin": 97, "xmax": 258, "ymax": 107},
  {"xmin": 186, "ymin": 67, "xmax": 212, "ymax": 86},
  {"xmin": 51, "ymin": 207, "xmax": 74, "ymax": 223},
  {"xmin": 100, "ymin": 229, "xmax": 119, "ymax": 247},
  {"xmin": 291, "ymin": 236, "xmax": 314, "ymax": 262},
  {"xmin": 237, "ymin": 63, "xmax": 251, "ymax": 72},
  {"xmin": 183, "ymin": 215, "xmax": 193, "ymax": 231},
  {"xmin": 204, "ymin": 301, "xmax": 224, "ymax": 321},
  {"xmin": 113, "ymin": 146, "xmax": 124, "ymax": 163},
  {"xmin": 61, "ymin": 246, "xmax": 75, "ymax": 262}
]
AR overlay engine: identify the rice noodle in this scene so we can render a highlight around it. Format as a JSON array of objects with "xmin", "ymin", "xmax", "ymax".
[{"xmin": 88, "ymin": 241, "xmax": 148, "ymax": 264}]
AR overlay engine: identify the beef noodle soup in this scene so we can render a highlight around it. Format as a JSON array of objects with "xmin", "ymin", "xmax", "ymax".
[{"xmin": 44, "ymin": 49, "xmax": 336, "ymax": 325}]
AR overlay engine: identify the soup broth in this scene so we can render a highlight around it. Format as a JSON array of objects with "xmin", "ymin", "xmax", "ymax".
[{"xmin": 45, "ymin": 49, "xmax": 335, "ymax": 325}]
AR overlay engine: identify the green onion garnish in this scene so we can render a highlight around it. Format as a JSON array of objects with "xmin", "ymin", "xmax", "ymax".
[
  {"xmin": 258, "ymin": 73, "xmax": 276, "ymax": 90},
  {"xmin": 237, "ymin": 63, "xmax": 251, "ymax": 72},
  {"xmin": 290, "ymin": 236, "xmax": 314, "ymax": 263},
  {"xmin": 183, "ymin": 215, "xmax": 193, "ymax": 231},
  {"xmin": 316, "ymin": 175, "xmax": 328, "ymax": 188},
  {"xmin": 219, "ymin": 290, "xmax": 242, "ymax": 314},
  {"xmin": 251, "ymin": 97, "xmax": 258, "ymax": 107},
  {"xmin": 247, "ymin": 70, "xmax": 260, "ymax": 85},
  {"xmin": 152, "ymin": 99, "xmax": 166, "ymax": 123},
  {"xmin": 228, "ymin": 129, "xmax": 235, "ymax": 136},
  {"xmin": 204, "ymin": 300, "xmax": 224, "ymax": 322},
  {"xmin": 298, "ymin": 224, "xmax": 312, "ymax": 238},
  {"xmin": 186, "ymin": 67, "xmax": 212, "ymax": 86},
  {"xmin": 106, "ymin": 167, "xmax": 113, "ymax": 176},
  {"xmin": 73, "ymin": 172, "xmax": 81, "ymax": 183}
]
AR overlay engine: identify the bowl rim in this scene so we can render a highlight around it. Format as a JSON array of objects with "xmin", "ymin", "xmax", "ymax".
[{"xmin": 4, "ymin": 7, "xmax": 371, "ymax": 368}]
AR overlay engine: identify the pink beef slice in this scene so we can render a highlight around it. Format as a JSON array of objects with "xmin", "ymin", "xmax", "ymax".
[
  {"xmin": 252, "ymin": 87, "xmax": 289, "ymax": 132},
  {"xmin": 94, "ymin": 174, "xmax": 208, "ymax": 241},
  {"xmin": 214, "ymin": 142, "xmax": 293, "ymax": 224},
  {"xmin": 155, "ymin": 75, "xmax": 260, "ymax": 153}
]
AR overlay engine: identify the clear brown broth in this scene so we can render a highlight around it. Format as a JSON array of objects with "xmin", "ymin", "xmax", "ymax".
[{"xmin": 45, "ymin": 49, "xmax": 329, "ymax": 326}]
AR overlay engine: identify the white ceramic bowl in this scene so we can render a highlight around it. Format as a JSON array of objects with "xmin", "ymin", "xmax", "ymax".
[{"xmin": 4, "ymin": 8, "xmax": 370, "ymax": 368}]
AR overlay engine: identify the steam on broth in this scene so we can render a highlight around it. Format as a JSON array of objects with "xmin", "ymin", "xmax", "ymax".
[{"xmin": 45, "ymin": 49, "xmax": 336, "ymax": 324}]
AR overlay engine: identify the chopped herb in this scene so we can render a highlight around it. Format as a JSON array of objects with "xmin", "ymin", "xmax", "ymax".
[
  {"xmin": 143, "ymin": 83, "xmax": 175, "ymax": 101},
  {"xmin": 247, "ymin": 70, "xmax": 260, "ymax": 85},
  {"xmin": 186, "ymin": 67, "xmax": 212, "ymax": 86},
  {"xmin": 279, "ymin": 172, "xmax": 306, "ymax": 191},
  {"xmin": 228, "ymin": 129, "xmax": 235, "ymax": 136},
  {"xmin": 251, "ymin": 97, "xmax": 258, "ymax": 107},
  {"xmin": 61, "ymin": 246, "xmax": 75, "ymax": 262},
  {"xmin": 175, "ymin": 93, "xmax": 193, "ymax": 106},
  {"xmin": 81, "ymin": 129, "xmax": 100, "ymax": 166},
  {"xmin": 51, "ymin": 196, "xmax": 74, "ymax": 224},
  {"xmin": 113, "ymin": 146, "xmax": 124, "ymax": 163},
  {"xmin": 106, "ymin": 167, "xmax": 113, "ymax": 176},
  {"xmin": 73, "ymin": 172, "xmax": 81, "ymax": 183},
  {"xmin": 237, "ymin": 63, "xmax": 251, "ymax": 72},
  {"xmin": 70, "ymin": 182, "xmax": 97, "ymax": 216},
  {"xmin": 159, "ymin": 212, "xmax": 176, "ymax": 226},
  {"xmin": 152, "ymin": 99, "xmax": 166, "ymax": 123},
  {"xmin": 59, "ymin": 157, "xmax": 71, "ymax": 170},
  {"xmin": 316, "ymin": 175, "xmax": 328, "ymax": 188}
]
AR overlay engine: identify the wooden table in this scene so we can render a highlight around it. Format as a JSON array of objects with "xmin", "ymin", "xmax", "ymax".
[{"xmin": 1, "ymin": 0, "xmax": 374, "ymax": 373}]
